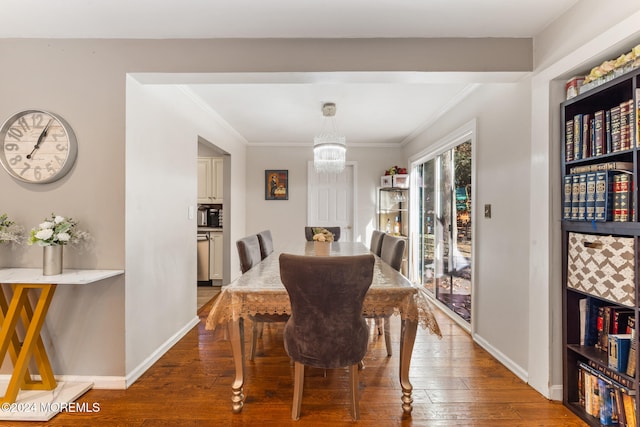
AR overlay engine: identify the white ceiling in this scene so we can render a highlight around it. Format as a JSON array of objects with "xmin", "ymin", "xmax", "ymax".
[{"xmin": 3, "ymin": 0, "xmax": 581, "ymax": 146}]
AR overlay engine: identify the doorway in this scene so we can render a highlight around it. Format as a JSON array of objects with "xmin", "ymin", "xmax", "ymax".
[
  {"xmin": 410, "ymin": 125, "xmax": 474, "ymax": 326},
  {"xmin": 307, "ymin": 161, "xmax": 357, "ymax": 242}
]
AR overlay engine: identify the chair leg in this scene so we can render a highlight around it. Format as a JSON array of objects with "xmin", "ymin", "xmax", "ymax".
[
  {"xmin": 384, "ymin": 316, "xmax": 392, "ymax": 357},
  {"xmin": 375, "ymin": 317, "xmax": 383, "ymax": 335},
  {"xmin": 249, "ymin": 321, "xmax": 259, "ymax": 361},
  {"xmin": 349, "ymin": 363, "xmax": 360, "ymax": 420},
  {"xmin": 292, "ymin": 362, "xmax": 304, "ymax": 420}
]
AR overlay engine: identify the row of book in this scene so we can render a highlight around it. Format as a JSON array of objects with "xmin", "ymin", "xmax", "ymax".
[
  {"xmin": 578, "ymin": 360, "xmax": 637, "ymax": 426},
  {"xmin": 579, "ymin": 297, "xmax": 637, "ymax": 377},
  {"xmin": 565, "ymin": 97, "xmax": 637, "ymax": 161},
  {"xmin": 563, "ymin": 163, "xmax": 634, "ymax": 221}
]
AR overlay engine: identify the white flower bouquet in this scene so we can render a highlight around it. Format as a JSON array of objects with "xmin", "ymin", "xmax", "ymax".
[
  {"xmin": 0, "ymin": 213, "xmax": 23, "ymax": 244},
  {"xmin": 28, "ymin": 214, "xmax": 88, "ymax": 246}
]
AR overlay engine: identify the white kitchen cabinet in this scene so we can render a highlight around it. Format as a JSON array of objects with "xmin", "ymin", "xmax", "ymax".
[
  {"xmin": 209, "ymin": 231, "xmax": 223, "ymax": 280},
  {"xmin": 197, "ymin": 157, "xmax": 223, "ymax": 203}
]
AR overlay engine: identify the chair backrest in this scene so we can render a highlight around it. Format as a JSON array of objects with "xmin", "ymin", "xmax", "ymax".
[
  {"xmin": 369, "ymin": 230, "xmax": 385, "ymax": 256},
  {"xmin": 279, "ymin": 253, "xmax": 374, "ymax": 369},
  {"xmin": 380, "ymin": 234, "xmax": 406, "ymax": 272},
  {"xmin": 304, "ymin": 226, "xmax": 341, "ymax": 242},
  {"xmin": 236, "ymin": 235, "xmax": 262, "ymax": 273},
  {"xmin": 256, "ymin": 230, "xmax": 274, "ymax": 260}
]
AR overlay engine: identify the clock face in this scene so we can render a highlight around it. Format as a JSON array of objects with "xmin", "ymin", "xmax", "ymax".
[{"xmin": 0, "ymin": 110, "xmax": 77, "ymax": 183}]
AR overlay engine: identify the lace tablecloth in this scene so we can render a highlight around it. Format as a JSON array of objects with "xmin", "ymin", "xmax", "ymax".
[{"xmin": 205, "ymin": 241, "xmax": 441, "ymax": 338}]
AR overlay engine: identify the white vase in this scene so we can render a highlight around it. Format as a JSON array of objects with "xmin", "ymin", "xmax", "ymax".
[{"xmin": 43, "ymin": 245, "xmax": 63, "ymax": 276}]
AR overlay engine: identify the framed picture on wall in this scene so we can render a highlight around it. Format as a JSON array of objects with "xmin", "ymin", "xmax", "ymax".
[{"xmin": 265, "ymin": 170, "xmax": 289, "ymax": 200}]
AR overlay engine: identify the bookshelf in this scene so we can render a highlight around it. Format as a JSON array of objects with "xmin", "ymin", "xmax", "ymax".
[
  {"xmin": 561, "ymin": 66, "xmax": 640, "ymax": 426},
  {"xmin": 377, "ymin": 186, "xmax": 408, "ymax": 237}
]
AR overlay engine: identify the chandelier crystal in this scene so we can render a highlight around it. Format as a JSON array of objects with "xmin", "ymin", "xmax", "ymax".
[{"xmin": 313, "ymin": 102, "xmax": 346, "ymax": 174}]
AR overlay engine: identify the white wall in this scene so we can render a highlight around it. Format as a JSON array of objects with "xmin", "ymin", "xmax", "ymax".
[
  {"xmin": 245, "ymin": 145, "xmax": 403, "ymax": 251},
  {"xmin": 403, "ymin": 81, "xmax": 532, "ymax": 377},
  {"xmin": 125, "ymin": 80, "xmax": 247, "ymax": 377}
]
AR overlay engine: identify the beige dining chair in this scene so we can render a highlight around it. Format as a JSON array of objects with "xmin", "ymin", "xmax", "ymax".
[
  {"xmin": 279, "ymin": 253, "xmax": 375, "ymax": 420},
  {"xmin": 236, "ymin": 234, "xmax": 288, "ymax": 361}
]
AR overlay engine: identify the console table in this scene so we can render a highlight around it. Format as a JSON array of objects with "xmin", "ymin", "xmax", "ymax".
[{"xmin": 0, "ymin": 268, "xmax": 123, "ymax": 420}]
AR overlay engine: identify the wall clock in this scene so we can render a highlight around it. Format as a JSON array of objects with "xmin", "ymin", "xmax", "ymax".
[{"xmin": 0, "ymin": 109, "xmax": 78, "ymax": 184}]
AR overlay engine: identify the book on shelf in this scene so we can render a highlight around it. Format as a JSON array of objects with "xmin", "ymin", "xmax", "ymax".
[
  {"xmin": 587, "ymin": 359, "xmax": 635, "ymax": 392},
  {"xmin": 621, "ymin": 100, "xmax": 631, "ymax": 151},
  {"xmin": 558, "ymin": 169, "xmax": 634, "ymax": 222},
  {"xmin": 611, "ymin": 105, "xmax": 622, "ymax": 152},
  {"xmin": 583, "ymin": 114, "xmax": 592, "ymax": 158},
  {"xmin": 574, "ymin": 114, "xmax": 584, "ymax": 160},
  {"xmin": 594, "ymin": 171, "xmax": 615, "ymax": 222},
  {"xmin": 615, "ymin": 386, "xmax": 628, "ymax": 427},
  {"xmin": 579, "ymin": 361, "xmax": 636, "ymax": 424},
  {"xmin": 586, "ymin": 172, "xmax": 597, "ymax": 220},
  {"xmin": 580, "ymin": 296, "xmax": 604, "ymax": 347},
  {"xmin": 594, "ymin": 109, "xmax": 605, "ymax": 156},
  {"xmin": 571, "ymin": 174, "xmax": 581, "ymax": 220},
  {"xmin": 623, "ymin": 388, "xmax": 637, "ymax": 427},
  {"xmin": 609, "ymin": 334, "xmax": 632, "ymax": 373},
  {"xmin": 566, "ymin": 101, "xmax": 634, "ymax": 160},
  {"xmin": 613, "ymin": 309, "xmax": 634, "ymax": 335},
  {"xmin": 637, "ymin": 88, "xmax": 640, "ymax": 148},
  {"xmin": 627, "ymin": 316, "xmax": 636, "ymax": 377},
  {"xmin": 598, "ymin": 306, "xmax": 617, "ymax": 352},
  {"xmin": 614, "ymin": 172, "xmax": 633, "ymax": 222},
  {"xmin": 565, "ymin": 119, "xmax": 574, "ymax": 162},
  {"xmin": 599, "ymin": 377, "xmax": 621, "ymax": 426},
  {"xmin": 578, "ymin": 173, "xmax": 587, "ymax": 220},
  {"xmin": 606, "ymin": 109, "xmax": 612, "ymax": 153},
  {"xmin": 569, "ymin": 161, "xmax": 633, "ymax": 174},
  {"xmin": 563, "ymin": 175, "xmax": 573, "ymax": 220}
]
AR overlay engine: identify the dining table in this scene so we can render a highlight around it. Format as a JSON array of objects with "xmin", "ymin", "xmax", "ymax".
[{"xmin": 204, "ymin": 241, "xmax": 441, "ymax": 414}]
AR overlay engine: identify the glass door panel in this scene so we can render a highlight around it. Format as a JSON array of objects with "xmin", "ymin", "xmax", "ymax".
[{"xmin": 412, "ymin": 140, "xmax": 472, "ymax": 323}]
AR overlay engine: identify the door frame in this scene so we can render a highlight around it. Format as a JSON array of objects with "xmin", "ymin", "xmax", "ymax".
[
  {"xmin": 306, "ymin": 161, "xmax": 358, "ymax": 242},
  {"xmin": 408, "ymin": 119, "xmax": 477, "ymax": 333}
]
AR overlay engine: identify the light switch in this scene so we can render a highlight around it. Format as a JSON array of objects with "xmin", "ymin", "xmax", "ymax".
[
  {"xmin": 188, "ymin": 206, "xmax": 195, "ymax": 220},
  {"xmin": 484, "ymin": 204, "xmax": 491, "ymax": 218}
]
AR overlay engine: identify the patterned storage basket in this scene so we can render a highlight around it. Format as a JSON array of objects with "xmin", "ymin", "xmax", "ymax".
[{"xmin": 567, "ymin": 232, "xmax": 635, "ymax": 306}]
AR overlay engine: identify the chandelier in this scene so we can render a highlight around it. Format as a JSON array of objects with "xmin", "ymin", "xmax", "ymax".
[{"xmin": 313, "ymin": 102, "xmax": 346, "ymax": 174}]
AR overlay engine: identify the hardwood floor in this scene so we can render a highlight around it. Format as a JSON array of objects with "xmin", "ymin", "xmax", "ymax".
[{"xmin": 9, "ymin": 301, "xmax": 587, "ymax": 426}]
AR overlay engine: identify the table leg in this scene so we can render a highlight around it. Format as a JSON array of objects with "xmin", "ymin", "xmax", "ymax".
[
  {"xmin": 229, "ymin": 318, "xmax": 245, "ymax": 413},
  {"xmin": 0, "ymin": 284, "xmax": 57, "ymax": 404},
  {"xmin": 399, "ymin": 318, "xmax": 417, "ymax": 413}
]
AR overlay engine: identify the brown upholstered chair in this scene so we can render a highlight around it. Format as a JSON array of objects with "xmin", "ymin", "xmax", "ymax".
[
  {"xmin": 374, "ymin": 234, "xmax": 406, "ymax": 356},
  {"xmin": 236, "ymin": 234, "xmax": 288, "ymax": 361},
  {"xmin": 256, "ymin": 229, "xmax": 274, "ymax": 260},
  {"xmin": 304, "ymin": 226, "xmax": 341, "ymax": 242},
  {"xmin": 369, "ymin": 230, "xmax": 385, "ymax": 256},
  {"xmin": 236, "ymin": 235, "xmax": 262, "ymax": 274},
  {"xmin": 380, "ymin": 234, "xmax": 406, "ymax": 271},
  {"xmin": 279, "ymin": 253, "xmax": 374, "ymax": 420}
]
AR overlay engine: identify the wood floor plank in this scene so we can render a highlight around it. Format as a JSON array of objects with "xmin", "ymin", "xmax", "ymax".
[{"xmin": 0, "ymin": 302, "xmax": 587, "ymax": 426}]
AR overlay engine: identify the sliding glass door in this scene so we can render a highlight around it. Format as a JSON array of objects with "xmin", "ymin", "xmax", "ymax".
[{"xmin": 412, "ymin": 140, "xmax": 472, "ymax": 323}]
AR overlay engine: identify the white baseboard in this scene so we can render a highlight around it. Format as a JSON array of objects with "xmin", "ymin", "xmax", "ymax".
[
  {"xmin": 473, "ymin": 334, "xmax": 563, "ymax": 401},
  {"xmin": 548, "ymin": 384, "xmax": 563, "ymax": 401},
  {"xmin": 125, "ymin": 316, "xmax": 200, "ymax": 387},
  {"xmin": 0, "ymin": 316, "xmax": 201, "ymax": 391},
  {"xmin": 473, "ymin": 333, "xmax": 529, "ymax": 383}
]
